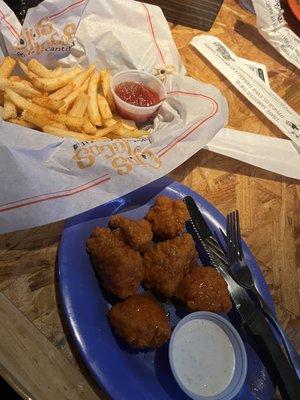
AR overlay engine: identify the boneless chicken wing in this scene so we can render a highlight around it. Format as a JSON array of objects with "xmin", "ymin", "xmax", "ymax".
[
  {"xmin": 109, "ymin": 294, "xmax": 171, "ymax": 348},
  {"xmin": 87, "ymin": 227, "xmax": 144, "ymax": 299},
  {"xmin": 109, "ymin": 214, "xmax": 153, "ymax": 252},
  {"xmin": 176, "ymin": 266, "xmax": 232, "ymax": 313},
  {"xmin": 145, "ymin": 196, "xmax": 189, "ymax": 240},
  {"xmin": 143, "ymin": 233, "xmax": 197, "ymax": 297}
]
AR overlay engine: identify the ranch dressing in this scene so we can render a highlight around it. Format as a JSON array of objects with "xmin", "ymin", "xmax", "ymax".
[{"xmin": 172, "ymin": 319, "xmax": 235, "ymax": 397}]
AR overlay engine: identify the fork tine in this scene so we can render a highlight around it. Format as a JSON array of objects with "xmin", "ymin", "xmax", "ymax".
[
  {"xmin": 235, "ymin": 210, "xmax": 244, "ymax": 258},
  {"xmin": 234, "ymin": 211, "xmax": 240, "ymax": 260},
  {"xmin": 226, "ymin": 214, "xmax": 232, "ymax": 264},
  {"xmin": 227, "ymin": 212, "xmax": 235, "ymax": 264},
  {"xmin": 232, "ymin": 211, "xmax": 236, "ymax": 255},
  {"xmin": 217, "ymin": 230, "xmax": 227, "ymax": 255},
  {"xmin": 231, "ymin": 211, "xmax": 238, "ymax": 263},
  {"xmin": 206, "ymin": 237, "xmax": 228, "ymax": 265}
]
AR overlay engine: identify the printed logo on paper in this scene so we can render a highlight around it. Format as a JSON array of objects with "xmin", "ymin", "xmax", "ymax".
[
  {"xmin": 213, "ymin": 42, "xmax": 235, "ymax": 62},
  {"xmin": 14, "ymin": 17, "xmax": 75, "ymax": 58},
  {"xmin": 73, "ymin": 139, "xmax": 162, "ymax": 175},
  {"xmin": 286, "ymin": 120, "xmax": 300, "ymax": 138}
]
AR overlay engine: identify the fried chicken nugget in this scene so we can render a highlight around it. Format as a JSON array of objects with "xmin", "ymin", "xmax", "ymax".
[
  {"xmin": 109, "ymin": 214, "xmax": 153, "ymax": 252},
  {"xmin": 145, "ymin": 196, "xmax": 189, "ymax": 240},
  {"xmin": 176, "ymin": 267, "xmax": 232, "ymax": 313},
  {"xmin": 109, "ymin": 294, "xmax": 171, "ymax": 348},
  {"xmin": 143, "ymin": 233, "xmax": 197, "ymax": 297},
  {"xmin": 87, "ymin": 227, "xmax": 144, "ymax": 299}
]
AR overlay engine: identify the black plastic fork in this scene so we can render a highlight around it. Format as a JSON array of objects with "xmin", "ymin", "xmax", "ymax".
[
  {"xmin": 227, "ymin": 211, "xmax": 261, "ymax": 296},
  {"xmin": 226, "ymin": 210, "xmax": 300, "ymax": 379}
]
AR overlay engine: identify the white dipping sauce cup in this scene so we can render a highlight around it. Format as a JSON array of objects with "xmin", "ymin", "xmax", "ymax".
[
  {"xmin": 169, "ymin": 312, "xmax": 247, "ymax": 400},
  {"xmin": 110, "ymin": 70, "xmax": 167, "ymax": 123}
]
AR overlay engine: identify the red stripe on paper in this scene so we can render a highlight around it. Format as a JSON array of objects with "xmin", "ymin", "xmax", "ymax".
[{"xmin": 0, "ymin": 174, "xmax": 110, "ymax": 212}]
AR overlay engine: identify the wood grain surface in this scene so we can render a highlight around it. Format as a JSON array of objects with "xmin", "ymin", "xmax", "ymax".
[
  {"xmin": 0, "ymin": 0, "xmax": 299, "ymax": 399},
  {"xmin": 0, "ymin": 293, "xmax": 105, "ymax": 400}
]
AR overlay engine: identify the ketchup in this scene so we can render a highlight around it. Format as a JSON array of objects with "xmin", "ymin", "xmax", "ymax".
[{"xmin": 115, "ymin": 81, "xmax": 160, "ymax": 107}]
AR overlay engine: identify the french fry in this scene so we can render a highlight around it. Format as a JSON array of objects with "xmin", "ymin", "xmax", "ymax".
[
  {"xmin": 48, "ymin": 121, "xmax": 67, "ymax": 130},
  {"xmin": 87, "ymin": 71, "xmax": 102, "ymax": 126},
  {"xmin": 9, "ymin": 117, "xmax": 36, "ymax": 129},
  {"xmin": 42, "ymin": 125, "xmax": 102, "ymax": 141},
  {"xmin": 31, "ymin": 67, "xmax": 81, "ymax": 92},
  {"xmin": 28, "ymin": 71, "xmax": 39, "ymax": 81},
  {"xmin": 53, "ymin": 65, "xmax": 63, "ymax": 75},
  {"xmin": 8, "ymin": 60, "xmax": 143, "ymax": 140},
  {"xmin": 94, "ymin": 137, "xmax": 108, "ymax": 141},
  {"xmin": 5, "ymin": 88, "xmax": 52, "ymax": 114},
  {"xmin": 17, "ymin": 59, "xmax": 29, "ymax": 75},
  {"xmin": 28, "ymin": 59, "xmax": 56, "ymax": 78},
  {"xmin": 9, "ymin": 82, "xmax": 40, "ymax": 98},
  {"xmin": 100, "ymin": 69, "xmax": 116, "ymax": 111},
  {"xmin": 0, "ymin": 78, "xmax": 41, "ymax": 98},
  {"xmin": 82, "ymin": 111, "xmax": 97, "ymax": 134},
  {"xmin": 69, "ymin": 93, "xmax": 88, "ymax": 117},
  {"xmin": 56, "ymin": 113, "xmax": 86, "ymax": 129},
  {"xmin": 121, "ymin": 118, "xmax": 137, "ymax": 129},
  {"xmin": 134, "ymin": 129, "xmax": 149, "ymax": 137},
  {"xmin": 3, "ymin": 93, "xmax": 17, "ymax": 120},
  {"xmin": 106, "ymin": 132, "xmax": 119, "ymax": 140},
  {"xmin": 73, "ymin": 64, "xmax": 96, "ymax": 87},
  {"xmin": 103, "ymin": 118, "xmax": 118, "ymax": 127},
  {"xmin": 97, "ymin": 94, "xmax": 112, "ymax": 120},
  {"xmin": 22, "ymin": 110, "xmax": 55, "ymax": 128},
  {"xmin": 96, "ymin": 121, "xmax": 122, "ymax": 137},
  {"xmin": 17, "ymin": 60, "xmax": 34, "ymax": 79},
  {"xmin": 0, "ymin": 77, "xmax": 11, "ymax": 90},
  {"xmin": 59, "ymin": 79, "xmax": 89, "ymax": 114},
  {"xmin": 18, "ymin": 60, "xmax": 38, "ymax": 81},
  {"xmin": 121, "ymin": 121, "xmax": 138, "ymax": 131},
  {"xmin": 25, "ymin": 109, "xmax": 85, "ymax": 129},
  {"xmin": 9, "ymin": 75, "xmax": 22, "ymax": 82},
  {"xmin": 23, "ymin": 109, "xmax": 80, "ymax": 131},
  {"xmin": 22, "ymin": 103, "xmax": 108, "ymax": 128},
  {"xmin": 49, "ymin": 82, "xmax": 75, "ymax": 100},
  {"xmin": 32, "ymin": 96, "xmax": 64, "ymax": 111},
  {"xmin": 10, "ymin": 76, "xmax": 32, "ymax": 87},
  {"xmin": 115, "ymin": 125, "xmax": 149, "ymax": 138},
  {"xmin": 0, "ymin": 57, "xmax": 16, "ymax": 78},
  {"xmin": 20, "ymin": 80, "xmax": 33, "ymax": 88}
]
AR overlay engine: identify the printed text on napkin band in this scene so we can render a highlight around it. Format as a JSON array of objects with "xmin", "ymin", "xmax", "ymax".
[
  {"xmin": 73, "ymin": 139, "xmax": 162, "ymax": 175},
  {"xmin": 15, "ymin": 17, "xmax": 75, "ymax": 58}
]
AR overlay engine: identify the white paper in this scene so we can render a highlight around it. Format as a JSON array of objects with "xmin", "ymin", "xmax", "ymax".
[
  {"xmin": 0, "ymin": 0, "xmax": 227, "ymax": 234},
  {"xmin": 252, "ymin": 0, "xmax": 300, "ymax": 69},
  {"xmin": 205, "ymin": 128, "xmax": 300, "ymax": 180},
  {"xmin": 239, "ymin": 57, "xmax": 270, "ymax": 87},
  {"xmin": 191, "ymin": 35, "xmax": 300, "ymax": 151},
  {"xmin": 0, "ymin": 0, "xmax": 22, "ymax": 55}
]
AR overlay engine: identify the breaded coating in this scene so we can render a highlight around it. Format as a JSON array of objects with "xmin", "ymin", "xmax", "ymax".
[
  {"xmin": 176, "ymin": 267, "xmax": 232, "ymax": 313},
  {"xmin": 87, "ymin": 227, "xmax": 126, "ymax": 266},
  {"xmin": 145, "ymin": 195, "xmax": 189, "ymax": 240},
  {"xmin": 109, "ymin": 214, "xmax": 153, "ymax": 252},
  {"xmin": 109, "ymin": 295, "xmax": 170, "ymax": 348},
  {"xmin": 87, "ymin": 227, "xmax": 144, "ymax": 299},
  {"xmin": 143, "ymin": 233, "xmax": 197, "ymax": 297}
]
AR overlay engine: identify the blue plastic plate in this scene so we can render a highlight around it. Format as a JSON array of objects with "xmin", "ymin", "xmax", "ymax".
[{"xmin": 58, "ymin": 177, "xmax": 275, "ymax": 400}]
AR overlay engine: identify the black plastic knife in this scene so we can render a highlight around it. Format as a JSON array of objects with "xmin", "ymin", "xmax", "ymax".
[
  {"xmin": 184, "ymin": 196, "xmax": 227, "ymax": 266},
  {"xmin": 184, "ymin": 196, "xmax": 300, "ymax": 400}
]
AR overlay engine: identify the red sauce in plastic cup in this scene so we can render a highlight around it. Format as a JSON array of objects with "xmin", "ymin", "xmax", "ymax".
[{"xmin": 111, "ymin": 70, "xmax": 167, "ymax": 124}]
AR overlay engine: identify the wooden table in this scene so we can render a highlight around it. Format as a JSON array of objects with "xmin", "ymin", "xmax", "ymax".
[{"xmin": 0, "ymin": 0, "xmax": 299, "ymax": 399}]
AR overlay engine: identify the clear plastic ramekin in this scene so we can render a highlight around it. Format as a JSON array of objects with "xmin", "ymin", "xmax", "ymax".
[
  {"xmin": 169, "ymin": 312, "xmax": 248, "ymax": 400},
  {"xmin": 110, "ymin": 69, "xmax": 166, "ymax": 123}
]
